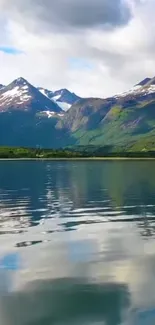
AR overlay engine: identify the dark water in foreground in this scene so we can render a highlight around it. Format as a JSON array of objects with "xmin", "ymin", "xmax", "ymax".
[{"xmin": 0, "ymin": 161, "xmax": 155, "ymax": 324}]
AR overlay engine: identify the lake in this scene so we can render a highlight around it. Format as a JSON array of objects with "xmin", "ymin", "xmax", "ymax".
[{"xmin": 0, "ymin": 161, "xmax": 155, "ymax": 324}]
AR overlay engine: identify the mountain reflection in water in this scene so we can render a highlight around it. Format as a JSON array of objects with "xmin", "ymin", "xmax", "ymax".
[
  {"xmin": 0, "ymin": 277, "xmax": 130, "ymax": 325},
  {"xmin": 0, "ymin": 161, "xmax": 154, "ymax": 324}
]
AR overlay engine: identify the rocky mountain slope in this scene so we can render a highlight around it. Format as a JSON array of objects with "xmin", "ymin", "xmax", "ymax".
[{"xmin": 57, "ymin": 97, "xmax": 115, "ymax": 131}]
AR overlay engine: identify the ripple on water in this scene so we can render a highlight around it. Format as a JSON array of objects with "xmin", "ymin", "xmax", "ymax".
[{"xmin": 0, "ymin": 161, "xmax": 155, "ymax": 324}]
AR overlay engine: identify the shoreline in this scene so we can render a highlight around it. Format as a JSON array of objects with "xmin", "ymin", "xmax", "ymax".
[{"xmin": 0, "ymin": 157, "xmax": 155, "ymax": 161}]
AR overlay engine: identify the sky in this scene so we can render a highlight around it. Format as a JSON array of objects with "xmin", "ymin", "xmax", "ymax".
[{"xmin": 0, "ymin": 0, "xmax": 155, "ymax": 97}]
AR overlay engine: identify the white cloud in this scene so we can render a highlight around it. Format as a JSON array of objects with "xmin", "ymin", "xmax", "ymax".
[{"xmin": 0, "ymin": 0, "xmax": 155, "ymax": 97}]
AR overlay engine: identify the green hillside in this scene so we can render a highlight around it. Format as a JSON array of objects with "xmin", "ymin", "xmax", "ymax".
[{"xmin": 63, "ymin": 98, "xmax": 155, "ymax": 151}]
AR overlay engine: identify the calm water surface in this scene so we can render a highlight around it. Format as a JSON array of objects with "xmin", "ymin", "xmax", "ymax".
[{"xmin": 0, "ymin": 161, "xmax": 155, "ymax": 324}]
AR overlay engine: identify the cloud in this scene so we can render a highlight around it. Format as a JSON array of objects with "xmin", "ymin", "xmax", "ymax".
[
  {"xmin": 0, "ymin": 0, "xmax": 155, "ymax": 97},
  {"xmin": 0, "ymin": 0, "xmax": 132, "ymax": 32}
]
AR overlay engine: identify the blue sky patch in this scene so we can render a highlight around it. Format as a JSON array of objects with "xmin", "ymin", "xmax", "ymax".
[
  {"xmin": 69, "ymin": 57, "xmax": 93, "ymax": 70},
  {"xmin": 0, "ymin": 46, "xmax": 23, "ymax": 55}
]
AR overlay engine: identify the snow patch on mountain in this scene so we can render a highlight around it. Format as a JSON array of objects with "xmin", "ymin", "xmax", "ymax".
[
  {"xmin": 38, "ymin": 88, "xmax": 51, "ymax": 98},
  {"xmin": 52, "ymin": 94, "xmax": 61, "ymax": 101},
  {"xmin": 39, "ymin": 89, "xmax": 47, "ymax": 97},
  {"xmin": 116, "ymin": 85, "xmax": 142, "ymax": 98},
  {"xmin": 38, "ymin": 86, "xmax": 80, "ymax": 111},
  {"xmin": 42, "ymin": 110, "xmax": 55, "ymax": 118},
  {"xmin": 42, "ymin": 110, "xmax": 64, "ymax": 118},
  {"xmin": 38, "ymin": 89, "xmax": 72, "ymax": 111},
  {"xmin": 56, "ymin": 101, "xmax": 71, "ymax": 111},
  {"xmin": 145, "ymin": 84, "xmax": 155, "ymax": 94},
  {"xmin": 116, "ymin": 77, "xmax": 155, "ymax": 98},
  {"xmin": 1, "ymin": 85, "xmax": 31, "ymax": 103},
  {"xmin": 52, "ymin": 95, "xmax": 71, "ymax": 111}
]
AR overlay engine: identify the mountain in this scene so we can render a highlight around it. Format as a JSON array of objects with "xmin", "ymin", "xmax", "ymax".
[
  {"xmin": 52, "ymin": 88, "xmax": 80, "ymax": 105},
  {"xmin": 38, "ymin": 87, "xmax": 80, "ymax": 111},
  {"xmin": 1, "ymin": 75, "xmax": 155, "ymax": 151},
  {"xmin": 115, "ymin": 76, "xmax": 155, "ymax": 100},
  {"xmin": 0, "ymin": 84, "xmax": 4, "ymax": 90},
  {"xmin": 0, "ymin": 77, "xmax": 68, "ymax": 148},
  {"xmin": 57, "ymin": 76, "xmax": 155, "ymax": 150},
  {"xmin": 0, "ymin": 78, "xmax": 62, "ymax": 115}
]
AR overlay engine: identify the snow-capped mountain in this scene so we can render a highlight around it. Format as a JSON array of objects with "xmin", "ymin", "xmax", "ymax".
[
  {"xmin": 38, "ymin": 87, "xmax": 80, "ymax": 111},
  {"xmin": 1, "ymin": 74, "xmax": 155, "ymax": 149},
  {"xmin": 116, "ymin": 77, "xmax": 155, "ymax": 98},
  {"xmin": 0, "ymin": 78, "xmax": 62, "ymax": 114},
  {"xmin": 0, "ymin": 77, "xmax": 80, "ymax": 117},
  {"xmin": 52, "ymin": 88, "xmax": 80, "ymax": 104}
]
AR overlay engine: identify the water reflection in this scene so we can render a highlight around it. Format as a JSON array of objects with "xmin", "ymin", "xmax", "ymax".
[
  {"xmin": 0, "ymin": 278, "xmax": 130, "ymax": 325},
  {"xmin": 0, "ymin": 161, "xmax": 155, "ymax": 324},
  {"xmin": 0, "ymin": 161, "xmax": 155, "ymax": 236}
]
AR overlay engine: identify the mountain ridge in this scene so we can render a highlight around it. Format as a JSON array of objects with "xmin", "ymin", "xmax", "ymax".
[{"xmin": 0, "ymin": 75, "xmax": 155, "ymax": 150}]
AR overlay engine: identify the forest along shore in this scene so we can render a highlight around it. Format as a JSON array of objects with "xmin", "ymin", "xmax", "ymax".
[{"xmin": 0, "ymin": 146, "xmax": 155, "ymax": 159}]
